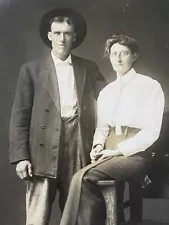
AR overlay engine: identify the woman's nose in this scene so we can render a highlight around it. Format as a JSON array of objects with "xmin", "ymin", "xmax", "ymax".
[{"xmin": 117, "ymin": 54, "xmax": 122, "ymax": 62}]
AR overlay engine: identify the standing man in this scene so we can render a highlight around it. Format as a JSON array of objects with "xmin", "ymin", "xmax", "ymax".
[{"xmin": 9, "ymin": 8, "xmax": 106, "ymax": 225}]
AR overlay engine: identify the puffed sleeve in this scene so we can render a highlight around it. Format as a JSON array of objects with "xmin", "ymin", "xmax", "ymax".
[{"xmin": 118, "ymin": 80, "xmax": 165, "ymax": 156}]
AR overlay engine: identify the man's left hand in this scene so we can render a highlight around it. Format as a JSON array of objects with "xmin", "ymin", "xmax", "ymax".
[{"xmin": 95, "ymin": 149, "xmax": 123, "ymax": 160}]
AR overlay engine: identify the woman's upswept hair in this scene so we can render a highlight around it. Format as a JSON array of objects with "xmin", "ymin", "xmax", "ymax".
[{"xmin": 105, "ymin": 34, "xmax": 139, "ymax": 56}]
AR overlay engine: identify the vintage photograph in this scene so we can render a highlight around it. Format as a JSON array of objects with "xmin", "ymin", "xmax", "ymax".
[{"xmin": 0, "ymin": 0, "xmax": 169, "ymax": 224}]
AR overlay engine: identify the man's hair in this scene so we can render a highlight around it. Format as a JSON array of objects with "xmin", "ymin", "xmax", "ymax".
[
  {"xmin": 49, "ymin": 16, "xmax": 75, "ymax": 32},
  {"xmin": 105, "ymin": 34, "xmax": 139, "ymax": 56}
]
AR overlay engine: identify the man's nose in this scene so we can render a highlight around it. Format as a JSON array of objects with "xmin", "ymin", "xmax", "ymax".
[{"xmin": 60, "ymin": 33, "xmax": 65, "ymax": 42}]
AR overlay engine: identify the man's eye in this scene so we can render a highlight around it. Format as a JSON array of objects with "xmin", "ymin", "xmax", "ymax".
[
  {"xmin": 54, "ymin": 32, "xmax": 61, "ymax": 35},
  {"xmin": 65, "ymin": 32, "xmax": 72, "ymax": 36}
]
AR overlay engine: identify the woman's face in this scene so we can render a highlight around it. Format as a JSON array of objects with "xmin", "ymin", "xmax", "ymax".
[{"xmin": 109, "ymin": 43, "xmax": 137, "ymax": 76}]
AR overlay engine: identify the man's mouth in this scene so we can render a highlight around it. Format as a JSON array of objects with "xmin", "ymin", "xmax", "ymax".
[{"xmin": 58, "ymin": 44, "xmax": 66, "ymax": 47}]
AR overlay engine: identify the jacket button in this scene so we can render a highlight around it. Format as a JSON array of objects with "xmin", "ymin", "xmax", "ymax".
[
  {"xmin": 41, "ymin": 124, "xmax": 46, "ymax": 129},
  {"xmin": 39, "ymin": 143, "xmax": 44, "ymax": 147},
  {"xmin": 45, "ymin": 109, "xmax": 49, "ymax": 112},
  {"xmin": 56, "ymin": 127, "xmax": 59, "ymax": 131}
]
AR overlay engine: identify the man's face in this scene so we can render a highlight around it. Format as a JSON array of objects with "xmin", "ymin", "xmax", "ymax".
[
  {"xmin": 109, "ymin": 43, "xmax": 137, "ymax": 76},
  {"xmin": 48, "ymin": 21, "xmax": 76, "ymax": 60}
]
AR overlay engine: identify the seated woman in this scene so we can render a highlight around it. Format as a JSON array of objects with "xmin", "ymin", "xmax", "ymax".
[{"xmin": 59, "ymin": 34, "xmax": 165, "ymax": 225}]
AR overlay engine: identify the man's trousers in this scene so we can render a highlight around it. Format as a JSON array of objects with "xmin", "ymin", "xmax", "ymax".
[{"xmin": 25, "ymin": 115, "xmax": 86, "ymax": 225}]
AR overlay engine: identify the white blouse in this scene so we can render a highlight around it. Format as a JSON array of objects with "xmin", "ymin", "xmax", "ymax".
[{"xmin": 93, "ymin": 68, "xmax": 165, "ymax": 156}]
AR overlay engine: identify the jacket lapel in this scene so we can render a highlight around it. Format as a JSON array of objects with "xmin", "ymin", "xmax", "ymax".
[
  {"xmin": 40, "ymin": 55, "xmax": 61, "ymax": 113},
  {"xmin": 72, "ymin": 55, "xmax": 86, "ymax": 110},
  {"xmin": 39, "ymin": 55, "xmax": 86, "ymax": 114}
]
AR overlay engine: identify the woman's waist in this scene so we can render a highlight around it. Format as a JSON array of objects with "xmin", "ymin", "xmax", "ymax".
[{"xmin": 109, "ymin": 126, "xmax": 141, "ymax": 135}]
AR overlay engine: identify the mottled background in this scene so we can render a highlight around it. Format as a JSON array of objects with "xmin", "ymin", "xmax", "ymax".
[{"xmin": 0, "ymin": 0, "xmax": 169, "ymax": 224}]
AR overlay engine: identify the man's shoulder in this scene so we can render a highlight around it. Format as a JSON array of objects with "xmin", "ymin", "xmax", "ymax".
[
  {"xmin": 22, "ymin": 58, "xmax": 43, "ymax": 67},
  {"xmin": 72, "ymin": 55, "xmax": 98, "ymax": 67},
  {"xmin": 19, "ymin": 59, "xmax": 41, "ymax": 72},
  {"xmin": 18, "ymin": 58, "xmax": 48, "ymax": 79}
]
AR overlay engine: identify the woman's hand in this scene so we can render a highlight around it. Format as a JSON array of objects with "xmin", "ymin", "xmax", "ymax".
[
  {"xmin": 96, "ymin": 149, "xmax": 123, "ymax": 160},
  {"xmin": 90, "ymin": 144, "xmax": 103, "ymax": 163}
]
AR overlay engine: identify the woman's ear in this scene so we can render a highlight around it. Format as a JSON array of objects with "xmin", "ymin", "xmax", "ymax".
[{"xmin": 133, "ymin": 53, "xmax": 138, "ymax": 62}]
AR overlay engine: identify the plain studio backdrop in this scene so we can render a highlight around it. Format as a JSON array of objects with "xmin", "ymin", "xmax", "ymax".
[{"xmin": 0, "ymin": 0, "xmax": 169, "ymax": 224}]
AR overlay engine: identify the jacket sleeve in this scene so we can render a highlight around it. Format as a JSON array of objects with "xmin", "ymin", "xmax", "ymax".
[
  {"xmin": 89, "ymin": 62, "xmax": 107, "ymax": 99},
  {"xmin": 9, "ymin": 64, "xmax": 34, "ymax": 163}
]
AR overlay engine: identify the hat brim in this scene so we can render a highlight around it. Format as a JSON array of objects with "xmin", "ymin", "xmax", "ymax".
[{"xmin": 39, "ymin": 8, "xmax": 87, "ymax": 49}]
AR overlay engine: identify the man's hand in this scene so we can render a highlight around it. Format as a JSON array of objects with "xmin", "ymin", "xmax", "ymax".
[
  {"xmin": 96, "ymin": 149, "xmax": 123, "ymax": 160},
  {"xmin": 16, "ymin": 160, "xmax": 33, "ymax": 180},
  {"xmin": 90, "ymin": 144, "xmax": 103, "ymax": 163}
]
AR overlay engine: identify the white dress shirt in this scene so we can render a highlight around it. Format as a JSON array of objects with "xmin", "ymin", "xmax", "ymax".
[
  {"xmin": 93, "ymin": 68, "xmax": 165, "ymax": 156},
  {"xmin": 51, "ymin": 52, "xmax": 77, "ymax": 117}
]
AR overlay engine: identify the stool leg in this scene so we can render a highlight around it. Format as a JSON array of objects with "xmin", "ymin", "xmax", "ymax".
[
  {"xmin": 129, "ymin": 182, "xmax": 143, "ymax": 223},
  {"xmin": 116, "ymin": 181, "xmax": 125, "ymax": 224},
  {"xmin": 99, "ymin": 181, "xmax": 125, "ymax": 225},
  {"xmin": 101, "ymin": 186, "xmax": 118, "ymax": 225}
]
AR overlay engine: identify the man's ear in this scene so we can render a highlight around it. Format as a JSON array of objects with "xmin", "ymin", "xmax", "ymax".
[
  {"xmin": 48, "ymin": 32, "xmax": 52, "ymax": 41},
  {"xmin": 73, "ymin": 32, "xmax": 77, "ymax": 42}
]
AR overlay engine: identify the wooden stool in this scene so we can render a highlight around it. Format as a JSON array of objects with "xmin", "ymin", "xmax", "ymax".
[{"xmin": 97, "ymin": 180, "xmax": 143, "ymax": 225}]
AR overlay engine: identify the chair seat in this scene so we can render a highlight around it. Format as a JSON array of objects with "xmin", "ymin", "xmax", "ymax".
[{"xmin": 97, "ymin": 180, "xmax": 118, "ymax": 186}]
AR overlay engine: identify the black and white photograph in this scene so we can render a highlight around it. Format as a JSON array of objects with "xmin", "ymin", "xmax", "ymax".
[{"xmin": 0, "ymin": 0, "xmax": 169, "ymax": 224}]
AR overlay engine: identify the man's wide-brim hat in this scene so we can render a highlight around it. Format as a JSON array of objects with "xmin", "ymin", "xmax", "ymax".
[{"xmin": 39, "ymin": 8, "xmax": 87, "ymax": 49}]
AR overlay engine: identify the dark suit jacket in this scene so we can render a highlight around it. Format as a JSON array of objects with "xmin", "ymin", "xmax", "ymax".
[{"xmin": 9, "ymin": 54, "xmax": 106, "ymax": 178}]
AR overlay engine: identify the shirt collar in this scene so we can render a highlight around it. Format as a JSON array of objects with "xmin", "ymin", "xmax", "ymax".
[
  {"xmin": 116, "ymin": 68, "xmax": 137, "ymax": 85},
  {"xmin": 51, "ymin": 52, "xmax": 72, "ymax": 65}
]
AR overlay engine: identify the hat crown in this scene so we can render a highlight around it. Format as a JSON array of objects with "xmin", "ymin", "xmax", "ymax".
[{"xmin": 39, "ymin": 8, "xmax": 87, "ymax": 49}]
